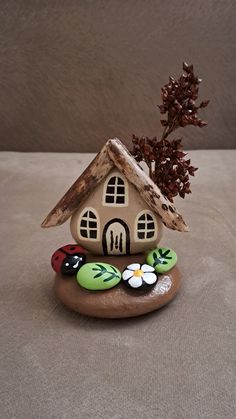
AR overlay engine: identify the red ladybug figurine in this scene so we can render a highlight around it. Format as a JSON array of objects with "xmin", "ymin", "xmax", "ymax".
[{"xmin": 51, "ymin": 244, "xmax": 87, "ymax": 276}]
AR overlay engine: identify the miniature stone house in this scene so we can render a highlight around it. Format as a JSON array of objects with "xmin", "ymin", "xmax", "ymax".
[
  {"xmin": 70, "ymin": 168, "xmax": 163, "ymax": 255},
  {"xmin": 42, "ymin": 139, "xmax": 188, "ymax": 256}
]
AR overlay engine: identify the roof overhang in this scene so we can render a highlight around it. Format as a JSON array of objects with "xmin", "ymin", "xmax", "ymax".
[{"xmin": 41, "ymin": 138, "xmax": 188, "ymax": 232}]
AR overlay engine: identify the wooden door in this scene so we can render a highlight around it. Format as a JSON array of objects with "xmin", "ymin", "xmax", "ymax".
[{"xmin": 102, "ymin": 218, "xmax": 130, "ymax": 255}]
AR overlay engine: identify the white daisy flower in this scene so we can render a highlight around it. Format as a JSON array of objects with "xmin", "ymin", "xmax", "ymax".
[{"xmin": 122, "ymin": 263, "xmax": 157, "ymax": 289}]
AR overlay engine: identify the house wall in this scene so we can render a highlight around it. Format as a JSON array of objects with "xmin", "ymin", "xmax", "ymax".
[{"xmin": 70, "ymin": 168, "xmax": 163, "ymax": 255}]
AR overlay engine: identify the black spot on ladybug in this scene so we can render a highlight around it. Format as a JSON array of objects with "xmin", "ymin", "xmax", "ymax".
[
  {"xmin": 70, "ymin": 247, "xmax": 75, "ymax": 250},
  {"xmin": 55, "ymin": 256, "xmax": 59, "ymax": 260}
]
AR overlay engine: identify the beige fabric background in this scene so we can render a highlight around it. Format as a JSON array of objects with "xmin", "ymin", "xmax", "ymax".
[
  {"xmin": 0, "ymin": 150, "xmax": 235, "ymax": 418},
  {"xmin": 0, "ymin": 0, "xmax": 236, "ymax": 152}
]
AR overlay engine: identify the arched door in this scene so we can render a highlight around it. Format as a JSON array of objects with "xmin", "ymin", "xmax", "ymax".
[{"xmin": 102, "ymin": 218, "xmax": 130, "ymax": 255}]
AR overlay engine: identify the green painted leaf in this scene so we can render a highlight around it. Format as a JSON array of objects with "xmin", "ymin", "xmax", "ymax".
[
  {"xmin": 95, "ymin": 263, "xmax": 106, "ymax": 270},
  {"xmin": 103, "ymin": 275, "xmax": 115, "ymax": 282},
  {"xmin": 153, "ymin": 259, "xmax": 159, "ymax": 268},
  {"xmin": 93, "ymin": 271, "xmax": 104, "ymax": 278},
  {"xmin": 162, "ymin": 249, "xmax": 171, "ymax": 257}
]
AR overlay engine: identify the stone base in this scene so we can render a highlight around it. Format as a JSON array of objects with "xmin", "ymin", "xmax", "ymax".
[{"xmin": 54, "ymin": 253, "xmax": 182, "ymax": 318}]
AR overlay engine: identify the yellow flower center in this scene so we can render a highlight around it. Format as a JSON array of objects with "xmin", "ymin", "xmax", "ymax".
[{"xmin": 133, "ymin": 269, "xmax": 144, "ymax": 277}]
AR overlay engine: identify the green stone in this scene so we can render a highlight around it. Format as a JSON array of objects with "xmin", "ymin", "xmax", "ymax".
[
  {"xmin": 146, "ymin": 247, "xmax": 177, "ymax": 274},
  {"xmin": 77, "ymin": 262, "xmax": 121, "ymax": 291}
]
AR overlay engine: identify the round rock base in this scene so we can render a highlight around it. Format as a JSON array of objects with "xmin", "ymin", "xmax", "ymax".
[{"xmin": 54, "ymin": 254, "xmax": 182, "ymax": 319}]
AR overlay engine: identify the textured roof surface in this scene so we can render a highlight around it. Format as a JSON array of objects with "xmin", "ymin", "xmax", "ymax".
[{"xmin": 41, "ymin": 138, "xmax": 188, "ymax": 232}]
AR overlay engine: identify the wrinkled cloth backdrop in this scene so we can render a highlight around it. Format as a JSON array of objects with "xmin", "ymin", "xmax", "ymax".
[{"xmin": 0, "ymin": 0, "xmax": 235, "ymax": 152}]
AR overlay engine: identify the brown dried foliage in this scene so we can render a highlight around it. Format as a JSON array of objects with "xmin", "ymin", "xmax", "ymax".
[{"xmin": 131, "ymin": 62, "xmax": 209, "ymax": 202}]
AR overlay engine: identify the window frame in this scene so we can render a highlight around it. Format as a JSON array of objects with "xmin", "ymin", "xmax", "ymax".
[
  {"xmin": 134, "ymin": 210, "xmax": 158, "ymax": 242},
  {"xmin": 78, "ymin": 207, "xmax": 100, "ymax": 241},
  {"xmin": 103, "ymin": 172, "xmax": 129, "ymax": 207}
]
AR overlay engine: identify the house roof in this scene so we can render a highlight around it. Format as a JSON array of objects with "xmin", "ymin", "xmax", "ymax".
[{"xmin": 41, "ymin": 138, "xmax": 188, "ymax": 232}]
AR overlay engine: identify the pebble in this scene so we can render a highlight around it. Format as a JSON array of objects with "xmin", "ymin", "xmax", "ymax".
[
  {"xmin": 122, "ymin": 263, "xmax": 158, "ymax": 289},
  {"xmin": 51, "ymin": 244, "xmax": 86, "ymax": 275},
  {"xmin": 77, "ymin": 262, "xmax": 121, "ymax": 291},
  {"xmin": 146, "ymin": 247, "xmax": 177, "ymax": 274}
]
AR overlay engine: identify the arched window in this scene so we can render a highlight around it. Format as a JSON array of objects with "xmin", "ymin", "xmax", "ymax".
[
  {"xmin": 135, "ymin": 211, "xmax": 157, "ymax": 241},
  {"xmin": 103, "ymin": 173, "xmax": 128, "ymax": 206},
  {"xmin": 79, "ymin": 208, "xmax": 99, "ymax": 240}
]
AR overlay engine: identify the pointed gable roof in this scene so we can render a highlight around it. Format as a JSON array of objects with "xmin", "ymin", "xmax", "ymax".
[{"xmin": 41, "ymin": 138, "xmax": 188, "ymax": 232}]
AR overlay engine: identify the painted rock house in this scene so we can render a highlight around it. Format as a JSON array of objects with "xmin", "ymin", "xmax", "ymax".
[{"xmin": 41, "ymin": 139, "xmax": 188, "ymax": 255}]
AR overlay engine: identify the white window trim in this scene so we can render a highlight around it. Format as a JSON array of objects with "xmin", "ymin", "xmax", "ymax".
[
  {"xmin": 134, "ymin": 210, "xmax": 158, "ymax": 242},
  {"xmin": 102, "ymin": 172, "xmax": 129, "ymax": 207},
  {"xmin": 78, "ymin": 207, "xmax": 100, "ymax": 242}
]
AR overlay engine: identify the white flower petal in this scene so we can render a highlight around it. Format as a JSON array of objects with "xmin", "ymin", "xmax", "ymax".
[
  {"xmin": 128, "ymin": 276, "xmax": 143, "ymax": 288},
  {"xmin": 141, "ymin": 264, "xmax": 155, "ymax": 273},
  {"xmin": 127, "ymin": 263, "xmax": 140, "ymax": 271},
  {"xmin": 122, "ymin": 269, "xmax": 134, "ymax": 280},
  {"xmin": 143, "ymin": 272, "xmax": 157, "ymax": 284}
]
